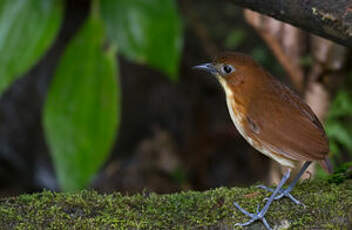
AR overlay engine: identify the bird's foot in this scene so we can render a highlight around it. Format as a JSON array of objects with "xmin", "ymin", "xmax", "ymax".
[
  {"xmin": 233, "ymin": 202, "xmax": 272, "ymax": 230},
  {"xmin": 256, "ymin": 185, "xmax": 304, "ymax": 206}
]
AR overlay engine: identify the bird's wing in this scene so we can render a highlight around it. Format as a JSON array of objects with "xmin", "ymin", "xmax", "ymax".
[{"xmin": 244, "ymin": 76, "xmax": 329, "ymax": 161}]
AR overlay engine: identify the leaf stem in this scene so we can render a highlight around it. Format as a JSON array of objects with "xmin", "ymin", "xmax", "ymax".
[{"xmin": 91, "ymin": 0, "xmax": 100, "ymax": 18}]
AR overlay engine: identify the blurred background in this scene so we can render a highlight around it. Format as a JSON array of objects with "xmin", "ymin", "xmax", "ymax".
[{"xmin": 0, "ymin": 0, "xmax": 351, "ymax": 197}]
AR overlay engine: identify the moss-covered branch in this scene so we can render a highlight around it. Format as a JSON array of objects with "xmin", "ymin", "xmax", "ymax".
[
  {"xmin": 232, "ymin": 0, "xmax": 352, "ymax": 48},
  {"xmin": 0, "ymin": 180, "xmax": 351, "ymax": 229}
]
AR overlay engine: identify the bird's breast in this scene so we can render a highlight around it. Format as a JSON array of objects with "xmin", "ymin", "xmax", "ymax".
[
  {"xmin": 225, "ymin": 95, "xmax": 296, "ymax": 168},
  {"xmin": 225, "ymin": 95, "xmax": 254, "ymax": 146}
]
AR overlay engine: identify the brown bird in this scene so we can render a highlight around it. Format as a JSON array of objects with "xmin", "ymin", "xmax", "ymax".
[{"xmin": 193, "ymin": 52, "xmax": 332, "ymax": 230}]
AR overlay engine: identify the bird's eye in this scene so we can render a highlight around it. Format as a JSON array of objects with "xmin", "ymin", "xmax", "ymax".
[{"xmin": 222, "ymin": 64, "xmax": 234, "ymax": 75}]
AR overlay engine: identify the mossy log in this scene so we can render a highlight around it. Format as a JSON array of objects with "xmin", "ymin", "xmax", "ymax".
[{"xmin": 0, "ymin": 179, "xmax": 351, "ymax": 229}]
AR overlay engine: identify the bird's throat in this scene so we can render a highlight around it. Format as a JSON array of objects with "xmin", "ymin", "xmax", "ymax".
[
  {"xmin": 217, "ymin": 76, "xmax": 234, "ymax": 98},
  {"xmin": 217, "ymin": 77, "xmax": 248, "ymax": 140}
]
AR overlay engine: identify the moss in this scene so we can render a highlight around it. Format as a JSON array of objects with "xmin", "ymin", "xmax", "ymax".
[
  {"xmin": 327, "ymin": 162, "xmax": 352, "ymax": 184},
  {"xmin": 0, "ymin": 180, "xmax": 351, "ymax": 229},
  {"xmin": 311, "ymin": 8, "xmax": 337, "ymax": 22}
]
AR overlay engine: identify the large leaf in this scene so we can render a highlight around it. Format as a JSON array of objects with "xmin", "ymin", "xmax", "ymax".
[
  {"xmin": 101, "ymin": 0, "xmax": 183, "ymax": 80},
  {"xmin": 0, "ymin": 0, "xmax": 63, "ymax": 94},
  {"xmin": 43, "ymin": 15, "xmax": 120, "ymax": 191}
]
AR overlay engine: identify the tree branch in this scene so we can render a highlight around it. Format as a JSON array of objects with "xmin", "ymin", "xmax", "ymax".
[{"xmin": 232, "ymin": 0, "xmax": 352, "ymax": 48}]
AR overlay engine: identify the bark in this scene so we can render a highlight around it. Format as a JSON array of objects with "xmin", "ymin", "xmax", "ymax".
[{"xmin": 232, "ymin": 0, "xmax": 352, "ymax": 48}]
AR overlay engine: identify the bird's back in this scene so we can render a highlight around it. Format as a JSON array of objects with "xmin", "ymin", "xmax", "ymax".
[{"xmin": 243, "ymin": 71, "xmax": 329, "ymax": 163}]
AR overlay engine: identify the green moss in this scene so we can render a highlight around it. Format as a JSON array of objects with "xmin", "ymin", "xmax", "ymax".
[
  {"xmin": 327, "ymin": 162, "xmax": 352, "ymax": 184},
  {"xmin": 0, "ymin": 180, "xmax": 351, "ymax": 229}
]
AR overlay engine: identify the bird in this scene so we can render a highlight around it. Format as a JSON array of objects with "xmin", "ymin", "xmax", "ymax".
[{"xmin": 193, "ymin": 52, "xmax": 332, "ymax": 230}]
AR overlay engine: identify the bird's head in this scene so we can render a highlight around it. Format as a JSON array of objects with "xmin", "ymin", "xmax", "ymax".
[{"xmin": 193, "ymin": 52, "xmax": 261, "ymax": 96}]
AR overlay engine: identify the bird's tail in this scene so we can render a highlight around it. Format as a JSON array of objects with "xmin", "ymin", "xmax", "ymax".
[{"xmin": 319, "ymin": 157, "xmax": 333, "ymax": 174}]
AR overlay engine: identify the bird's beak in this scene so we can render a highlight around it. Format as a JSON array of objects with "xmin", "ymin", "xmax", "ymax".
[{"xmin": 192, "ymin": 63, "xmax": 217, "ymax": 74}]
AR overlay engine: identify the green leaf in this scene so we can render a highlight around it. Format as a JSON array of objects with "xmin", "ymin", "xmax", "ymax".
[
  {"xmin": 224, "ymin": 29, "xmax": 246, "ymax": 49},
  {"xmin": 43, "ymin": 15, "xmax": 120, "ymax": 191},
  {"xmin": 326, "ymin": 90, "xmax": 352, "ymax": 159},
  {"xmin": 101, "ymin": 0, "xmax": 183, "ymax": 80},
  {"xmin": 328, "ymin": 90, "xmax": 352, "ymax": 118},
  {"xmin": 326, "ymin": 121, "xmax": 352, "ymax": 152},
  {"xmin": 0, "ymin": 0, "xmax": 63, "ymax": 95}
]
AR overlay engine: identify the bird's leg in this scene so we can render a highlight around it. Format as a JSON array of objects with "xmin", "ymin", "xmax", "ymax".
[
  {"xmin": 234, "ymin": 169, "xmax": 291, "ymax": 230},
  {"xmin": 257, "ymin": 161, "xmax": 311, "ymax": 205}
]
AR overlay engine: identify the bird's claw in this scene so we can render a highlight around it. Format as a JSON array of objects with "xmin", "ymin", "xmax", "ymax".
[
  {"xmin": 233, "ymin": 202, "xmax": 272, "ymax": 230},
  {"xmin": 256, "ymin": 184, "xmax": 274, "ymax": 192},
  {"xmin": 257, "ymin": 184, "xmax": 304, "ymax": 206},
  {"xmin": 233, "ymin": 201, "xmax": 253, "ymax": 217}
]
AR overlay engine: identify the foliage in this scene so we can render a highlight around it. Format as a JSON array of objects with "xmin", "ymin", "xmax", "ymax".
[
  {"xmin": 224, "ymin": 28, "xmax": 246, "ymax": 50},
  {"xmin": 325, "ymin": 76, "xmax": 352, "ymax": 163},
  {"xmin": 327, "ymin": 161, "xmax": 352, "ymax": 184},
  {"xmin": 101, "ymin": 0, "xmax": 183, "ymax": 80},
  {"xmin": 0, "ymin": 0, "xmax": 63, "ymax": 94},
  {"xmin": 0, "ymin": 0, "xmax": 183, "ymax": 191},
  {"xmin": 325, "ymin": 90, "xmax": 352, "ymax": 155}
]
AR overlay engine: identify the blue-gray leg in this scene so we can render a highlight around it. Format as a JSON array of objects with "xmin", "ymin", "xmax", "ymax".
[
  {"xmin": 257, "ymin": 161, "xmax": 311, "ymax": 205},
  {"xmin": 234, "ymin": 169, "xmax": 291, "ymax": 230}
]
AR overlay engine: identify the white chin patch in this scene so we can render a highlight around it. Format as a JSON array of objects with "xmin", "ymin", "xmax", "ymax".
[{"xmin": 217, "ymin": 76, "xmax": 233, "ymax": 97}]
